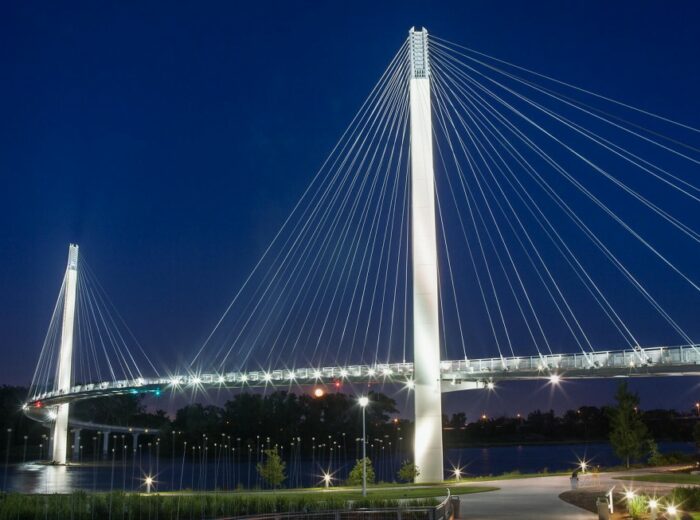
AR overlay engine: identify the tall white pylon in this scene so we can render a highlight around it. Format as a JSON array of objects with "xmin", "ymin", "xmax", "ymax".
[
  {"xmin": 409, "ymin": 27, "xmax": 444, "ymax": 483},
  {"xmin": 52, "ymin": 243, "xmax": 79, "ymax": 464}
]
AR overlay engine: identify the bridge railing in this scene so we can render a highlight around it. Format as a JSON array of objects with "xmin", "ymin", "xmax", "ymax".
[{"xmin": 26, "ymin": 344, "xmax": 700, "ymax": 405}]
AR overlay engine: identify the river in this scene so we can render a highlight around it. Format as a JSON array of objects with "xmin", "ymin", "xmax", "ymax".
[{"xmin": 2, "ymin": 441, "xmax": 694, "ymax": 493}]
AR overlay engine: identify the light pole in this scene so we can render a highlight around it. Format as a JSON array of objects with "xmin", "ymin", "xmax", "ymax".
[{"xmin": 359, "ymin": 396, "xmax": 369, "ymax": 497}]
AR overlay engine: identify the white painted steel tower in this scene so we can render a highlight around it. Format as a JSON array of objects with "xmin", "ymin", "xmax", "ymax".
[
  {"xmin": 409, "ymin": 28, "xmax": 444, "ymax": 483},
  {"xmin": 52, "ymin": 243, "xmax": 79, "ymax": 464}
]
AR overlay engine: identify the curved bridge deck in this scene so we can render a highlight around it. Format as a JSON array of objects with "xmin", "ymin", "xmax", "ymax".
[{"xmin": 24, "ymin": 344, "xmax": 700, "ymax": 412}]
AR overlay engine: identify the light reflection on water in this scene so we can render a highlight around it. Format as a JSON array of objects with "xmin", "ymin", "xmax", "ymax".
[{"xmin": 4, "ymin": 441, "xmax": 694, "ymax": 493}]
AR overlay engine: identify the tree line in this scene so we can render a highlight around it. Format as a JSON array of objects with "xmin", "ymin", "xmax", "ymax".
[{"xmin": 1, "ymin": 383, "xmax": 698, "ymax": 461}]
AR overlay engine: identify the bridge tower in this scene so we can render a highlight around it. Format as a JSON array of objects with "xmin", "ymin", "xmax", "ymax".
[
  {"xmin": 409, "ymin": 28, "xmax": 444, "ymax": 483},
  {"xmin": 52, "ymin": 244, "xmax": 79, "ymax": 464}
]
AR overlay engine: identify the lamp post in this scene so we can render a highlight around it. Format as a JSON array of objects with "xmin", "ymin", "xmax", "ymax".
[{"xmin": 359, "ymin": 396, "xmax": 369, "ymax": 497}]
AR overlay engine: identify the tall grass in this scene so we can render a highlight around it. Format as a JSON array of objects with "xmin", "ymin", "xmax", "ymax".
[{"xmin": 0, "ymin": 491, "xmax": 438, "ymax": 519}]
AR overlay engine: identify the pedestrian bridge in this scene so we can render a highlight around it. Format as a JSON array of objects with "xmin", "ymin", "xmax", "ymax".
[{"xmin": 25, "ymin": 344, "xmax": 700, "ymax": 413}]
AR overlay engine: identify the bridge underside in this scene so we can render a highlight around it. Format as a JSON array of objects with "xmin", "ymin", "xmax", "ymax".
[{"xmin": 24, "ymin": 344, "xmax": 700, "ymax": 415}]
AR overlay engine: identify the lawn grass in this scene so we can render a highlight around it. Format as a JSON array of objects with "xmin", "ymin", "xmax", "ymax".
[
  {"xmin": 615, "ymin": 474, "xmax": 700, "ymax": 485},
  {"xmin": 156, "ymin": 483, "xmax": 497, "ymax": 500},
  {"xmin": 270, "ymin": 486, "xmax": 497, "ymax": 501}
]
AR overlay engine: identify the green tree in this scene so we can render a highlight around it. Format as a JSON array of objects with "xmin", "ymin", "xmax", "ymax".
[
  {"xmin": 397, "ymin": 461, "xmax": 420, "ymax": 483},
  {"xmin": 608, "ymin": 382, "xmax": 652, "ymax": 468},
  {"xmin": 257, "ymin": 448, "xmax": 286, "ymax": 488},
  {"xmin": 347, "ymin": 457, "xmax": 375, "ymax": 486}
]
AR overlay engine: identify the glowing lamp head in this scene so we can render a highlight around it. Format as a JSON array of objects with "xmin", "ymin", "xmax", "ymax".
[
  {"xmin": 191, "ymin": 376, "xmax": 202, "ymax": 386},
  {"xmin": 358, "ymin": 396, "xmax": 369, "ymax": 408},
  {"xmin": 624, "ymin": 490, "xmax": 635, "ymax": 500},
  {"xmin": 313, "ymin": 370, "xmax": 322, "ymax": 379},
  {"xmin": 263, "ymin": 372, "xmax": 272, "ymax": 382},
  {"xmin": 453, "ymin": 468, "xmax": 461, "ymax": 479},
  {"xmin": 667, "ymin": 504, "xmax": 677, "ymax": 515},
  {"xmin": 313, "ymin": 388, "xmax": 325, "ymax": 398},
  {"xmin": 486, "ymin": 381, "xmax": 495, "ymax": 390},
  {"xmin": 240, "ymin": 374, "xmax": 248, "ymax": 382},
  {"xmin": 648, "ymin": 499, "xmax": 658, "ymax": 510},
  {"xmin": 323, "ymin": 472, "xmax": 331, "ymax": 483},
  {"xmin": 367, "ymin": 368, "xmax": 376, "ymax": 376},
  {"xmin": 339, "ymin": 369, "xmax": 348, "ymax": 377},
  {"xmin": 405, "ymin": 379, "xmax": 415, "ymax": 390},
  {"xmin": 549, "ymin": 374, "xmax": 561, "ymax": 385},
  {"xmin": 145, "ymin": 476, "xmax": 153, "ymax": 486}
]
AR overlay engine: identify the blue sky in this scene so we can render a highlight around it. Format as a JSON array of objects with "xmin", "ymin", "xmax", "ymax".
[{"xmin": 2, "ymin": 1, "xmax": 699, "ymax": 417}]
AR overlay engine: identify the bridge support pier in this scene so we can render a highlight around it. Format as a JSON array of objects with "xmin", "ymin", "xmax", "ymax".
[
  {"xmin": 409, "ymin": 28, "xmax": 444, "ymax": 483},
  {"xmin": 51, "ymin": 244, "xmax": 79, "ymax": 465},
  {"xmin": 72, "ymin": 429, "xmax": 81, "ymax": 461}
]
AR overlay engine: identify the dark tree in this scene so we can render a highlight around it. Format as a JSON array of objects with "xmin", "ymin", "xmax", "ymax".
[{"xmin": 608, "ymin": 382, "xmax": 652, "ymax": 468}]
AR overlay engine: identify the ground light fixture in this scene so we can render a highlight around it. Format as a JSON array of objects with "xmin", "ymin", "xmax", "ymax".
[
  {"xmin": 322, "ymin": 472, "xmax": 332, "ymax": 488},
  {"xmin": 486, "ymin": 381, "xmax": 495, "ymax": 390},
  {"xmin": 313, "ymin": 388, "xmax": 325, "ymax": 398},
  {"xmin": 549, "ymin": 374, "xmax": 561, "ymax": 385},
  {"xmin": 666, "ymin": 504, "xmax": 678, "ymax": 516},
  {"xmin": 144, "ymin": 475, "xmax": 154, "ymax": 493},
  {"xmin": 453, "ymin": 468, "xmax": 462, "ymax": 480}
]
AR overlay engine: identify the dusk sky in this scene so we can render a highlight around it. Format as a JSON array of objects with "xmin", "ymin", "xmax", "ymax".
[{"xmin": 2, "ymin": 1, "xmax": 699, "ymax": 420}]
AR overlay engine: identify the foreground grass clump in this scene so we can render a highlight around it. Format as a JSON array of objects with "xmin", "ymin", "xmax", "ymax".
[
  {"xmin": 0, "ymin": 491, "xmax": 443, "ymax": 519},
  {"xmin": 669, "ymin": 487, "xmax": 700, "ymax": 512}
]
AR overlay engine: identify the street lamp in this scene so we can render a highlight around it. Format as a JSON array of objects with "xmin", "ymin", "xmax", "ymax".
[{"xmin": 358, "ymin": 396, "xmax": 369, "ymax": 497}]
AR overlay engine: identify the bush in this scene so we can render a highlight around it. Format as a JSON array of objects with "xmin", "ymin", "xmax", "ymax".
[
  {"xmin": 670, "ymin": 486, "xmax": 700, "ymax": 511},
  {"xmin": 397, "ymin": 461, "xmax": 420, "ymax": 483},
  {"xmin": 347, "ymin": 457, "xmax": 375, "ymax": 486},
  {"xmin": 256, "ymin": 447, "xmax": 286, "ymax": 488},
  {"xmin": 626, "ymin": 495, "xmax": 647, "ymax": 519},
  {"xmin": 648, "ymin": 450, "xmax": 694, "ymax": 466}
]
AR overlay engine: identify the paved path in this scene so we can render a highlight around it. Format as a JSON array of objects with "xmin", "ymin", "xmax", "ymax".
[
  {"xmin": 454, "ymin": 466, "xmax": 686, "ymax": 519},
  {"xmin": 455, "ymin": 474, "xmax": 594, "ymax": 519}
]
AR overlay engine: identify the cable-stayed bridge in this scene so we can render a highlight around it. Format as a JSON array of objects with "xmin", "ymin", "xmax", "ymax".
[{"xmin": 23, "ymin": 28, "xmax": 700, "ymax": 482}]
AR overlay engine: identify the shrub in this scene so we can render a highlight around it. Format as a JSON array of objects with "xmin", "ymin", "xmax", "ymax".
[
  {"xmin": 670, "ymin": 486, "xmax": 700, "ymax": 511},
  {"xmin": 626, "ymin": 495, "xmax": 647, "ymax": 519},
  {"xmin": 347, "ymin": 457, "xmax": 375, "ymax": 486},
  {"xmin": 397, "ymin": 461, "xmax": 420, "ymax": 483}
]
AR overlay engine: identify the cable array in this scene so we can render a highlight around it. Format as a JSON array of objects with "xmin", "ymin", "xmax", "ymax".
[
  {"xmin": 190, "ymin": 33, "xmax": 700, "ymax": 374},
  {"xmin": 429, "ymin": 37, "xmax": 699, "ymax": 359},
  {"xmin": 29, "ymin": 256, "xmax": 158, "ymax": 400},
  {"xmin": 47, "ymin": 32, "xmax": 692, "ymax": 378}
]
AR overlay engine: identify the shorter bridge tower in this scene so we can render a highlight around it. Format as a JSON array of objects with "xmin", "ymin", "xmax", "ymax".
[{"xmin": 52, "ymin": 244, "xmax": 79, "ymax": 464}]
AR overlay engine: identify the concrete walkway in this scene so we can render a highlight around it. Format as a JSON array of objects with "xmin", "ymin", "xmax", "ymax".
[
  {"xmin": 455, "ymin": 474, "xmax": 594, "ymax": 519},
  {"xmin": 454, "ymin": 467, "xmax": 686, "ymax": 519}
]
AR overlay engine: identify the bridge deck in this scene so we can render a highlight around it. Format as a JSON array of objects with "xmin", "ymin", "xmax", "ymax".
[{"xmin": 23, "ymin": 344, "xmax": 700, "ymax": 414}]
